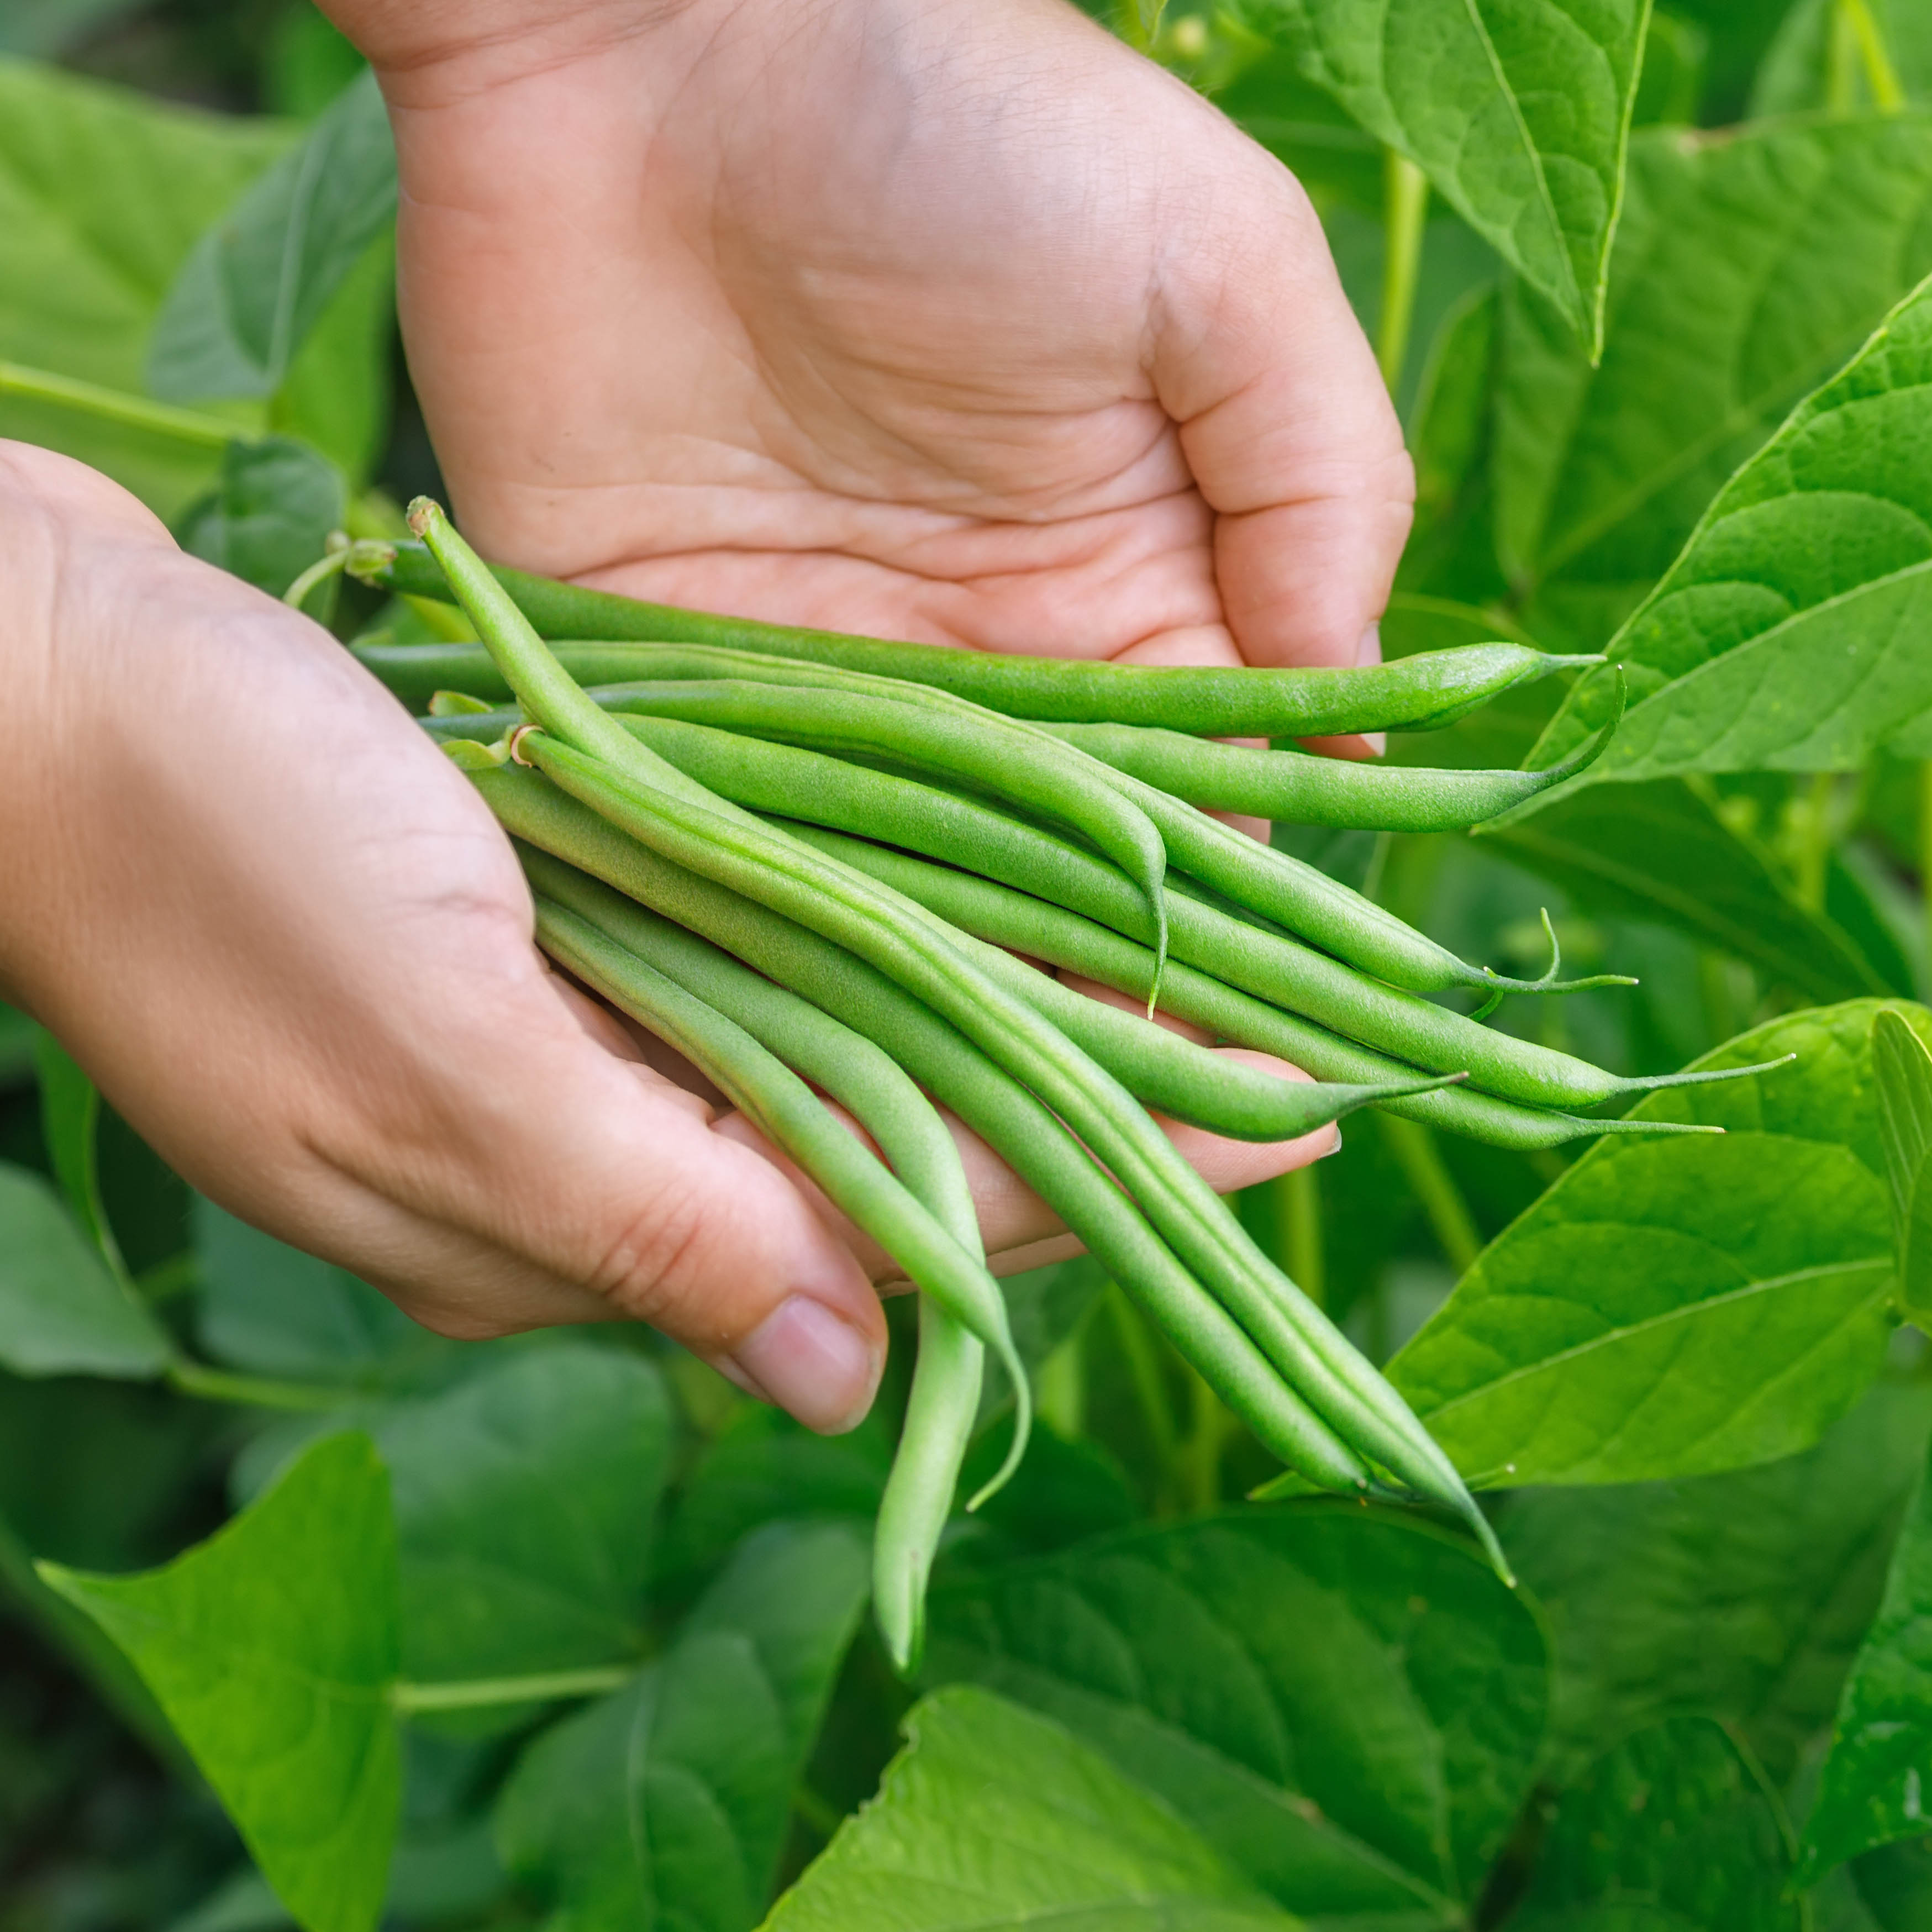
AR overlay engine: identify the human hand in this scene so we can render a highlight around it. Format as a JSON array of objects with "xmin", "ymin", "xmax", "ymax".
[
  {"xmin": 327, "ymin": 0, "xmax": 1412, "ymax": 686},
  {"xmin": 0, "ymin": 446, "xmax": 1338, "ymax": 1429}
]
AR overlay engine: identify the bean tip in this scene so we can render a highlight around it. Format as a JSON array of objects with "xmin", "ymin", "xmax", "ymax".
[{"xmin": 405, "ymin": 495, "xmax": 444, "ymax": 539}]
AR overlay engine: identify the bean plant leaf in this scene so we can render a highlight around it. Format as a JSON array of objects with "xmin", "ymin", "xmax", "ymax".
[
  {"xmin": 1234, "ymin": 0, "xmax": 1651, "ymax": 352},
  {"xmin": 41, "ymin": 1433, "xmax": 402, "ymax": 1932},
  {"xmin": 373, "ymin": 1344, "xmax": 670, "ymax": 1689},
  {"xmin": 234, "ymin": 1344, "xmax": 672, "ymax": 1696},
  {"xmin": 0, "ymin": 1161, "xmax": 169, "ymax": 1380},
  {"xmin": 1391, "ymin": 1001, "xmax": 1913, "ymax": 1488},
  {"xmin": 148, "ymin": 67, "xmax": 396, "ymax": 405},
  {"xmin": 1493, "ymin": 115, "xmax": 1932, "ymax": 655},
  {"xmin": 33, "ymin": 1033, "xmax": 118, "ymax": 1264},
  {"xmin": 176, "ymin": 434, "xmax": 346, "ymax": 600},
  {"xmin": 1508, "ymin": 1380, "xmax": 1932, "ymax": 1788},
  {"xmin": 924, "ymin": 1505, "xmax": 1545, "ymax": 1926},
  {"xmin": 1509, "ymin": 1717, "xmax": 1801, "ymax": 1930},
  {"xmin": 1527, "ymin": 269, "xmax": 1932, "ymax": 790},
  {"xmin": 1802, "ymin": 1428, "xmax": 1932, "ymax": 1885},
  {"xmin": 193, "ymin": 1198, "xmax": 440, "ymax": 1384},
  {"xmin": 761, "ymin": 1685, "xmax": 1295, "ymax": 1932},
  {"xmin": 496, "ymin": 1520, "xmax": 871, "ymax": 1931},
  {"xmin": 1875, "ymin": 1009, "xmax": 1932, "ymax": 1326}
]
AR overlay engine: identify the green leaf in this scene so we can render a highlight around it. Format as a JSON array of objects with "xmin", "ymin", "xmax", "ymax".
[
  {"xmin": 1236, "ymin": 0, "xmax": 1651, "ymax": 351},
  {"xmin": 496, "ymin": 1519, "xmax": 871, "ymax": 1931},
  {"xmin": 656, "ymin": 1405, "xmax": 892, "ymax": 1599},
  {"xmin": 1875, "ymin": 1009, "xmax": 1932, "ymax": 1325},
  {"xmin": 925, "ymin": 1505, "xmax": 1545, "ymax": 1925},
  {"xmin": 375, "ymin": 1344, "xmax": 670, "ymax": 1689},
  {"xmin": 761, "ymin": 1684, "xmax": 1296, "ymax": 1932},
  {"xmin": 192, "ymin": 1197, "xmax": 438, "ymax": 1383},
  {"xmin": 1529, "ymin": 270, "xmax": 1932, "ymax": 790},
  {"xmin": 1510, "ymin": 1717, "xmax": 1801, "ymax": 1930},
  {"xmin": 1802, "ymin": 1428, "xmax": 1932, "ymax": 1883},
  {"xmin": 177, "ymin": 434, "xmax": 347, "ymax": 599},
  {"xmin": 41, "ymin": 1432, "xmax": 402, "ymax": 1932},
  {"xmin": 1495, "ymin": 115, "xmax": 1932, "ymax": 655},
  {"xmin": 1507, "ymin": 1380, "xmax": 1932, "ymax": 1788},
  {"xmin": 148, "ymin": 69, "xmax": 396, "ymax": 407},
  {"xmin": 33, "ymin": 1031, "xmax": 120, "ymax": 1270},
  {"xmin": 1391, "ymin": 1001, "xmax": 1913, "ymax": 1488},
  {"xmin": 1480, "ymin": 778, "xmax": 1899, "ymax": 1002},
  {"xmin": 0, "ymin": 1160, "xmax": 169, "ymax": 1379},
  {"xmin": 1852, "ymin": 1835, "xmax": 1932, "ymax": 1929}
]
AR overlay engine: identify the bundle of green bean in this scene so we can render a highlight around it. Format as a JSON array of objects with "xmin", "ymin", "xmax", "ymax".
[{"xmin": 361, "ymin": 508, "xmax": 1778, "ymax": 1670}]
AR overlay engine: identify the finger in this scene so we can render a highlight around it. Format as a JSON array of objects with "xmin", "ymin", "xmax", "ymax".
[{"xmin": 1151, "ymin": 148, "xmax": 1414, "ymax": 680}]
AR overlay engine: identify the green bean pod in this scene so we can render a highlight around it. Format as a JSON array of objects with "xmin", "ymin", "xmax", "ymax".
[
  {"xmin": 524, "ymin": 850, "xmax": 985, "ymax": 1671},
  {"xmin": 529, "ymin": 893, "xmax": 1027, "ymax": 1420},
  {"xmin": 581, "ymin": 676, "xmax": 1171, "ymax": 980},
  {"xmin": 408, "ymin": 500, "xmax": 1492, "ymax": 1560},
  {"xmin": 781, "ymin": 823, "xmax": 1782, "ymax": 1119},
  {"xmin": 1035, "ymin": 712, "xmax": 1619, "ymax": 831},
  {"xmin": 418, "ymin": 708, "xmax": 1723, "ymax": 1144},
  {"xmin": 351, "ymin": 552, "xmax": 1601, "ymax": 734},
  {"xmin": 482, "ymin": 769, "xmax": 1376, "ymax": 1499}
]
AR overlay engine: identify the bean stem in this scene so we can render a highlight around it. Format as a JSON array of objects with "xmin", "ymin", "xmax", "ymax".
[
  {"xmin": 392, "ymin": 1665, "xmax": 636, "ymax": 1713},
  {"xmin": 1378, "ymin": 1116, "xmax": 1483, "ymax": 1277},
  {"xmin": 0, "ymin": 361, "xmax": 237, "ymax": 448},
  {"xmin": 1379, "ymin": 149, "xmax": 1431, "ymax": 393},
  {"xmin": 164, "ymin": 1357, "xmax": 353, "ymax": 1412},
  {"xmin": 1838, "ymin": 0, "xmax": 1905, "ymax": 110}
]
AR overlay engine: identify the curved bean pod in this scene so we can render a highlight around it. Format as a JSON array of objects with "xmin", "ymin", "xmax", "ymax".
[
  {"xmin": 529, "ymin": 895, "xmax": 1029, "ymax": 1436},
  {"xmin": 782, "ymin": 823, "xmax": 1778, "ymax": 1118},
  {"xmin": 1035, "ymin": 712, "xmax": 1619, "ymax": 831},
  {"xmin": 483, "ymin": 771, "xmax": 1375, "ymax": 1498},
  {"xmin": 352, "ymin": 549, "xmax": 1601, "ymax": 734},
  {"xmin": 524, "ymin": 850, "xmax": 986, "ymax": 1671},
  {"xmin": 410, "ymin": 501, "xmax": 1491, "ymax": 1557}
]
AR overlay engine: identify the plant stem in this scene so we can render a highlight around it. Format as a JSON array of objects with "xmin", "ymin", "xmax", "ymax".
[
  {"xmin": 135, "ymin": 1252, "xmax": 198, "ymax": 1303},
  {"xmin": 1922, "ymin": 761, "xmax": 1932, "ymax": 996},
  {"xmin": 1378, "ymin": 150, "xmax": 1430, "ymax": 393},
  {"xmin": 1182, "ymin": 1365, "xmax": 1233, "ymax": 1514},
  {"xmin": 1281, "ymin": 1166, "xmax": 1326, "ymax": 1310},
  {"xmin": 791, "ymin": 1782, "xmax": 847, "ymax": 1844},
  {"xmin": 1378, "ymin": 1114, "xmax": 1483, "ymax": 1277},
  {"xmin": 391, "ymin": 1664, "xmax": 637, "ymax": 1714},
  {"xmin": 1036, "ymin": 1320, "xmax": 1087, "ymax": 1441},
  {"xmin": 1794, "ymin": 771, "xmax": 1836, "ymax": 914},
  {"xmin": 0, "ymin": 361, "xmax": 236, "ymax": 449},
  {"xmin": 1107, "ymin": 1283, "xmax": 1180, "ymax": 1500},
  {"xmin": 1840, "ymin": 0, "xmax": 1906, "ymax": 110},
  {"xmin": 164, "ymin": 1357, "xmax": 350, "ymax": 1413}
]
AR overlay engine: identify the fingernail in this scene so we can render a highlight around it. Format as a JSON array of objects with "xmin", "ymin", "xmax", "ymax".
[
  {"xmin": 726, "ymin": 1295, "xmax": 880, "ymax": 1435},
  {"xmin": 1355, "ymin": 623, "xmax": 1383, "ymax": 667},
  {"xmin": 1322, "ymin": 1126, "xmax": 1344, "ymax": 1159}
]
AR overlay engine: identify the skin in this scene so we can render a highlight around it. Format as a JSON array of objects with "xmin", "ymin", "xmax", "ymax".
[{"xmin": 0, "ymin": 0, "xmax": 1409, "ymax": 1434}]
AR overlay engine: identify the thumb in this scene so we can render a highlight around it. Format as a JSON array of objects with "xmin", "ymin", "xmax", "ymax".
[
  {"xmin": 326, "ymin": 968, "xmax": 890, "ymax": 1435},
  {"xmin": 1153, "ymin": 148, "xmax": 1414, "ymax": 673}
]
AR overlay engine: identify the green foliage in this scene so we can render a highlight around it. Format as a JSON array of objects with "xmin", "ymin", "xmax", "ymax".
[
  {"xmin": 43, "ymin": 1433, "xmax": 403, "ymax": 1932},
  {"xmin": 1508, "ymin": 1381, "xmax": 1932, "ymax": 1786},
  {"xmin": 1493, "ymin": 115, "xmax": 1932, "ymax": 652},
  {"xmin": 177, "ymin": 434, "xmax": 348, "ymax": 599},
  {"xmin": 761, "ymin": 1686, "xmax": 1295, "ymax": 1931},
  {"xmin": 1534, "ymin": 271, "xmax": 1932, "ymax": 788},
  {"xmin": 148, "ymin": 69, "xmax": 395, "ymax": 409},
  {"xmin": 1236, "ymin": 0, "xmax": 1650, "ymax": 351},
  {"xmin": 1802, "ymin": 1429, "xmax": 1932, "ymax": 1882},
  {"xmin": 1511, "ymin": 1716, "xmax": 1801, "ymax": 1929},
  {"xmin": 1392, "ymin": 1003, "xmax": 1908, "ymax": 1486},
  {"xmin": 925, "ymin": 1505, "xmax": 1545, "ymax": 1923},
  {"xmin": 497, "ymin": 1520, "xmax": 871, "ymax": 1930},
  {"xmin": 0, "ymin": 1161, "xmax": 168, "ymax": 1378}
]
